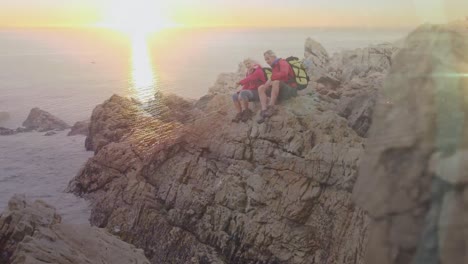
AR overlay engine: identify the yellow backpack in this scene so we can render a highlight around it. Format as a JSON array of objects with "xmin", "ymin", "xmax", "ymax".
[
  {"xmin": 286, "ymin": 56, "xmax": 310, "ymax": 90},
  {"xmin": 262, "ymin": 67, "xmax": 272, "ymax": 81}
]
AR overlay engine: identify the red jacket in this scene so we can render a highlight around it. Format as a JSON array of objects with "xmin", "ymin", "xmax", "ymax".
[
  {"xmin": 239, "ymin": 64, "xmax": 266, "ymax": 90},
  {"xmin": 271, "ymin": 59, "xmax": 297, "ymax": 88}
]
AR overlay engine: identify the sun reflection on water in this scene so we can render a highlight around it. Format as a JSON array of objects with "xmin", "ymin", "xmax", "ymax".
[{"xmin": 130, "ymin": 33, "xmax": 156, "ymax": 103}]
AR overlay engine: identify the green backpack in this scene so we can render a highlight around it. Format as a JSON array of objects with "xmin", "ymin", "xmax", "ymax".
[{"xmin": 285, "ymin": 56, "xmax": 310, "ymax": 90}]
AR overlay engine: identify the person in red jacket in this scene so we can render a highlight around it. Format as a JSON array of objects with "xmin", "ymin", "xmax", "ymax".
[
  {"xmin": 257, "ymin": 50, "xmax": 297, "ymax": 124},
  {"xmin": 231, "ymin": 58, "xmax": 267, "ymax": 122}
]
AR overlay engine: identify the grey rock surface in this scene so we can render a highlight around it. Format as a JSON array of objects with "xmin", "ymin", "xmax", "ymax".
[
  {"xmin": 353, "ymin": 20, "xmax": 468, "ymax": 264},
  {"xmin": 22, "ymin": 107, "xmax": 70, "ymax": 132},
  {"xmin": 67, "ymin": 120, "xmax": 90, "ymax": 136},
  {"xmin": 0, "ymin": 127, "xmax": 17, "ymax": 136},
  {"xmin": 0, "ymin": 195, "xmax": 149, "ymax": 264},
  {"xmin": 69, "ymin": 88, "xmax": 369, "ymax": 263}
]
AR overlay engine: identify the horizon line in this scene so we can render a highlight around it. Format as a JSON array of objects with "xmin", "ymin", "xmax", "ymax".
[{"xmin": 0, "ymin": 24, "xmax": 417, "ymax": 31}]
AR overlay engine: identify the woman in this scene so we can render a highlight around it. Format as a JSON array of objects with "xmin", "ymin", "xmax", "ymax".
[{"xmin": 231, "ymin": 58, "xmax": 267, "ymax": 123}]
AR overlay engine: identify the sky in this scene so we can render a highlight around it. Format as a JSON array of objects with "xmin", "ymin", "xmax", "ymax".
[{"xmin": 0, "ymin": 0, "xmax": 467, "ymax": 28}]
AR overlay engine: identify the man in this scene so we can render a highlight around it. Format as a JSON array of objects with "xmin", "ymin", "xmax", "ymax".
[{"xmin": 257, "ymin": 50, "xmax": 297, "ymax": 124}]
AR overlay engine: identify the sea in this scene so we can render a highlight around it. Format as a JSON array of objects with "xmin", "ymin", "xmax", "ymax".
[{"xmin": 0, "ymin": 27, "xmax": 410, "ymax": 223}]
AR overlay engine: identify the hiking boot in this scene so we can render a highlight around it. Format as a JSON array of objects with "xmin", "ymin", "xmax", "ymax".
[
  {"xmin": 240, "ymin": 109, "xmax": 253, "ymax": 122},
  {"xmin": 231, "ymin": 112, "xmax": 242, "ymax": 123},
  {"xmin": 262, "ymin": 105, "xmax": 277, "ymax": 118},
  {"xmin": 257, "ymin": 110, "xmax": 267, "ymax": 124}
]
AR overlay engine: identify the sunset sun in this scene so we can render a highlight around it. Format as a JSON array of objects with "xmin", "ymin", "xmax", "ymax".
[{"xmin": 97, "ymin": 0, "xmax": 175, "ymax": 35}]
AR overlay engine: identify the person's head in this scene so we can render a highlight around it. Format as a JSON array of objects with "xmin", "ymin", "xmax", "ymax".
[
  {"xmin": 243, "ymin": 58, "xmax": 257, "ymax": 70},
  {"xmin": 263, "ymin": 50, "xmax": 277, "ymax": 66}
]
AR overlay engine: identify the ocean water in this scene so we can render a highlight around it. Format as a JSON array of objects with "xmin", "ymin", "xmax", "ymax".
[
  {"xmin": 0, "ymin": 27, "xmax": 409, "ymax": 223},
  {"xmin": 0, "ymin": 131, "xmax": 93, "ymax": 223}
]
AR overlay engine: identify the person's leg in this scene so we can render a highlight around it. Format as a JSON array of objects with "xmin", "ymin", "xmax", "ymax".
[
  {"xmin": 278, "ymin": 82, "xmax": 297, "ymax": 102},
  {"xmin": 239, "ymin": 90, "xmax": 255, "ymax": 122},
  {"xmin": 241, "ymin": 99, "xmax": 249, "ymax": 111},
  {"xmin": 269, "ymin": 80, "xmax": 281, "ymax": 106},
  {"xmin": 239, "ymin": 90, "xmax": 253, "ymax": 110},
  {"xmin": 232, "ymin": 92, "xmax": 242, "ymax": 113},
  {"xmin": 231, "ymin": 92, "xmax": 242, "ymax": 122},
  {"xmin": 258, "ymin": 84, "xmax": 269, "ymax": 111}
]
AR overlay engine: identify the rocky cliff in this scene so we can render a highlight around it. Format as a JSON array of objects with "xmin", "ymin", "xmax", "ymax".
[
  {"xmin": 0, "ymin": 195, "xmax": 149, "ymax": 264},
  {"xmin": 67, "ymin": 34, "xmax": 402, "ymax": 263},
  {"xmin": 353, "ymin": 20, "xmax": 468, "ymax": 264}
]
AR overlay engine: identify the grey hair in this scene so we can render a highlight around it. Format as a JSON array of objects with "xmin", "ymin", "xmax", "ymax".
[{"xmin": 263, "ymin": 50, "xmax": 276, "ymax": 57}]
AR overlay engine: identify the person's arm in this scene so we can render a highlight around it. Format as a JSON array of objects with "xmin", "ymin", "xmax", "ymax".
[
  {"xmin": 239, "ymin": 67, "xmax": 264, "ymax": 85},
  {"xmin": 271, "ymin": 60, "xmax": 289, "ymax": 81}
]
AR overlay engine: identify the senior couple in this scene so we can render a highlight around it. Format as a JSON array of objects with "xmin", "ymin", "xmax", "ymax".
[{"xmin": 232, "ymin": 50, "xmax": 297, "ymax": 124}]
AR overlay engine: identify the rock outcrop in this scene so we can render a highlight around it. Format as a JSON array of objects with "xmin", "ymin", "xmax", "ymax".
[
  {"xmin": 84, "ymin": 95, "xmax": 142, "ymax": 152},
  {"xmin": 0, "ymin": 127, "xmax": 16, "ymax": 136},
  {"xmin": 328, "ymin": 43, "xmax": 398, "ymax": 84},
  {"xmin": 303, "ymin": 38, "xmax": 331, "ymax": 83},
  {"xmin": 69, "ymin": 83, "xmax": 369, "ymax": 263},
  {"xmin": 303, "ymin": 37, "xmax": 399, "ymax": 137},
  {"xmin": 22, "ymin": 107, "xmax": 70, "ymax": 132},
  {"xmin": 148, "ymin": 91, "xmax": 196, "ymax": 124},
  {"xmin": 353, "ymin": 21, "xmax": 468, "ymax": 263},
  {"xmin": 84, "ymin": 94, "xmax": 187, "ymax": 153},
  {"xmin": 67, "ymin": 120, "xmax": 90, "ymax": 136},
  {"xmin": 0, "ymin": 195, "xmax": 149, "ymax": 264}
]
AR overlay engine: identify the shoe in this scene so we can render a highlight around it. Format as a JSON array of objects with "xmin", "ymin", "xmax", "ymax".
[
  {"xmin": 231, "ymin": 112, "xmax": 242, "ymax": 123},
  {"xmin": 257, "ymin": 110, "xmax": 267, "ymax": 124},
  {"xmin": 240, "ymin": 109, "xmax": 253, "ymax": 122},
  {"xmin": 262, "ymin": 105, "xmax": 277, "ymax": 118}
]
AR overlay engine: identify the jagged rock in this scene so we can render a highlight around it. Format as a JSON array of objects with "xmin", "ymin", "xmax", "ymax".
[
  {"xmin": 336, "ymin": 73, "xmax": 387, "ymax": 138},
  {"xmin": 0, "ymin": 195, "xmax": 149, "ymax": 264},
  {"xmin": 69, "ymin": 89, "xmax": 369, "ymax": 263},
  {"xmin": 15, "ymin": 127, "xmax": 33, "ymax": 133},
  {"xmin": 328, "ymin": 43, "xmax": 399, "ymax": 83},
  {"xmin": 84, "ymin": 95, "xmax": 141, "ymax": 152},
  {"xmin": 328, "ymin": 91, "xmax": 341, "ymax": 100},
  {"xmin": 337, "ymin": 90, "xmax": 378, "ymax": 137},
  {"xmin": 67, "ymin": 120, "xmax": 90, "ymax": 136},
  {"xmin": 353, "ymin": 22, "xmax": 468, "ymax": 264},
  {"xmin": 149, "ymin": 92, "xmax": 196, "ymax": 123},
  {"xmin": 22, "ymin": 108, "xmax": 70, "ymax": 132},
  {"xmin": 317, "ymin": 75, "xmax": 341, "ymax": 90},
  {"xmin": 0, "ymin": 127, "xmax": 16, "ymax": 136},
  {"xmin": 85, "ymin": 94, "xmax": 186, "ymax": 153},
  {"xmin": 303, "ymin": 39, "xmax": 397, "ymax": 137},
  {"xmin": 303, "ymin": 38, "xmax": 330, "ymax": 82}
]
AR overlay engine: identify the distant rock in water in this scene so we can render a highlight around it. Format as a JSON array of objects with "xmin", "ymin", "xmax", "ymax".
[
  {"xmin": 353, "ymin": 21, "xmax": 468, "ymax": 263},
  {"xmin": 15, "ymin": 127, "xmax": 33, "ymax": 133},
  {"xmin": 22, "ymin": 107, "xmax": 70, "ymax": 132},
  {"xmin": 67, "ymin": 120, "xmax": 90, "ymax": 136},
  {"xmin": 0, "ymin": 195, "xmax": 149, "ymax": 264},
  {"xmin": 0, "ymin": 127, "xmax": 16, "ymax": 136},
  {"xmin": 44, "ymin": 131, "xmax": 57, "ymax": 136}
]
